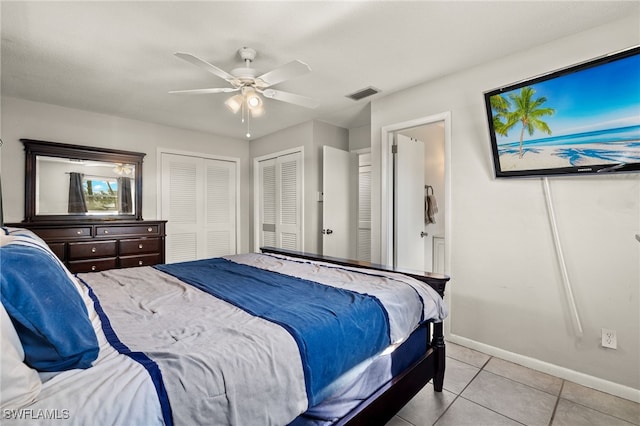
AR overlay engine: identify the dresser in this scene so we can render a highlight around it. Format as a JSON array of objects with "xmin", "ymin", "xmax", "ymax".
[{"xmin": 7, "ymin": 220, "xmax": 166, "ymax": 273}]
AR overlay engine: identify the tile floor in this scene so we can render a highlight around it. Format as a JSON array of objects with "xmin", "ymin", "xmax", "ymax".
[{"xmin": 386, "ymin": 342, "xmax": 640, "ymax": 426}]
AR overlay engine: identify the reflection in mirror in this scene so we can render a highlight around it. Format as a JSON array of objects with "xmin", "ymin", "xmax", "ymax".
[{"xmin": 35, "ymin": 156, "xmax": 136, "ymax": 216}]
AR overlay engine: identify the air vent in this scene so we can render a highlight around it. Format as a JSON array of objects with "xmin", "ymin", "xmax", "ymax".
[{"xmin": 346, "ymin": 86, "xmax": 380, "ymax": 101}]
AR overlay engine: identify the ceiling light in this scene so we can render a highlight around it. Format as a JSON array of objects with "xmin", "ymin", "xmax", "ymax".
[
  {"xmin": 250, "ymin": 104, "xmax": 265, "ymax": 118},
  {"xmin": 243, "ymin": 87, "xmax": 263, "ymax": 110},
  {"xmin": 225, "ymin": 87, "xmax": 266, "ymax": 139},
  {"xmin": 247, "ymin": 94, "xmax": 261, "ymax": 108},
  {"xmin": 224, "ymin": 94, "xmax": 244, "ymax": 114}
]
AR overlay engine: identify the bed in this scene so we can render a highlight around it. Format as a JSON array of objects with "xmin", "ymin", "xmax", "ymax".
[{"xmin": 0, "ymin": 226, "xmax": 449, "ymax": 426}]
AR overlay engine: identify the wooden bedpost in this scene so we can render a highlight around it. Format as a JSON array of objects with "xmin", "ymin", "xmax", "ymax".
[{"xmin": 431, "ymin": 321, "xmax": 446, "ymax": 392}]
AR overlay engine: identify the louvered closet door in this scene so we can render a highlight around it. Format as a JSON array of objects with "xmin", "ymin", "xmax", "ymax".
[
  {"xmin": 203, "ymin": 159, "xmax": 236, "ymax": 258},
  {"xmin": 357, "ymin": 158, "xmax": 372, "ymax": 262},
  {"xmin": 259, "ymin": 158, "xmax": 278, "ymax": 248},
  {"xmin": 258, "ymin": 151, "xmax": 302, "ymax": 251},
  {"xmin": 162, "ymin": 154, "xmax": 202, "ymax": 263},
  {"xmin": 278, "ymin": 152, "xmax": 302, "ymax": 250},
  {"xmin": 161, "ymin": 153, "xmax": 237, "ymax": 263}
]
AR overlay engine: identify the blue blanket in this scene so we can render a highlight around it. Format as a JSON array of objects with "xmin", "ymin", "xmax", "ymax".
[{"xmin": 155, "ymin": 258, "xmax": 390, "ymax": 406}]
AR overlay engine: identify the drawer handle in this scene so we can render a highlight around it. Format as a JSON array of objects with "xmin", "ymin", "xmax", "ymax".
[
  {"xmin": 138, "ymin": 244, "xmax": 144, "ymax": 249},
  {"xmin": 103, "ymin": 230, "xmax": 109, "ymax": 234},
  {"xmin": 76, "ymin": 230, "xmax": 83, "ymax": 235},
  {"xmin": 147, "ymin": 227, "xmax": 153, "ymax": 232},
  {"xmin": 91, "ymin": 265, "xmax": 96, "ymax": 271},
  {"xmin": 138, "ymin": 260, "xmax": 144, "ymax": 266},
  {"xmin": 91, "ymin": 247, "xmax": 96, "ymax": 253}
]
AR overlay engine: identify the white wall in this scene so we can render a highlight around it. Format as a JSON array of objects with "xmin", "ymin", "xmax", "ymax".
[
  {"xmin": 1, "ymin": 97, "xmax": 251, "ymax": 253},
  {"xmin": 349, "ymin": 124, "xmax": 371, "ymax": 152},
  {"xmin": 371, "ymin": 17, "xmax": 639, "ymax": 397}
]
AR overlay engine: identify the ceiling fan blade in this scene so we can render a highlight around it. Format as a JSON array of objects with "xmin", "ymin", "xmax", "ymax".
[
  {"xmin": 255, "ymin": 60, "xmax": 312, "ymax": 88},
  {"xmin": 169, "ymin": 87, "xmax": 239, "ymax": 95},
  {"xmin": 261, "ymin": 89, "xmax": 319, "ymax": 109},
  {"xmin": 174, "ymin": 52, "xmax": 237, "ymax": 84}
]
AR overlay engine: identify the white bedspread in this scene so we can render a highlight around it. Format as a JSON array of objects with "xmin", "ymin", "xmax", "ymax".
[
  {"xmin": 228, "ymin": 253, "xmax": 448, "ymax": 343},
  {"xmin": 85, "ymin": 265, "xmax": 308, "ymax": 426},
  {"xmin": 2, "ymin": 279, "xmax": 163, "ymax": 426}
]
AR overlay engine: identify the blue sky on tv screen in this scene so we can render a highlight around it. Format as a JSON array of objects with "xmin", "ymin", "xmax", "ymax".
[{"xmin": 494, "ymin": 52, "xmax": 640, "ymax": 146}]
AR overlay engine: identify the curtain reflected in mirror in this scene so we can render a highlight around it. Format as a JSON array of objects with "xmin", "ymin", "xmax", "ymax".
[
  {"xmin": 118, "ymin": 177, "xmax": 132, "ymax": 214},
  {"xmin": 68, "ymin": 172, "xmax": 88, "ymax": 213}
]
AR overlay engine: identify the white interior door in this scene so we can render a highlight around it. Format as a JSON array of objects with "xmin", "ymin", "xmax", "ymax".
[
  {"xmin": 277, "ymin": 152, "xmax": 303, "ymax": 250},
  {"xmin": 203, "ymin": 159, "xmax": 237, "ymax": 258},
  {"xmin": 257, "ymin": 151, "xmax": 303, "ymax": 251},
  {"xmin": 322, "ymin": 146, "xmax": 356, "ymax": 258},
  {"xmin": 259, "ymin": 158, "xmax": 278, "ymax": 248},
  {"xmin": 395, "ymin": 134, "xmax": 426, "ymax": 270},
  {"xmin": 357, "ymin": 153, "xmax": 372, "ymax": 262},
  {"xmin": 161, "ymin": 152, "xmax": 237, "ymax": 263},
  {"xmin": 161, "ymin": 154, "xmax": 201, "ymax": 263}
]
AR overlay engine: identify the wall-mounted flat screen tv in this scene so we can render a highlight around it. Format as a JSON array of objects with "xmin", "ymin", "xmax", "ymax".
[{"xmin": 484, "ymin": 46, "xmax": 640, "ymax": 178}]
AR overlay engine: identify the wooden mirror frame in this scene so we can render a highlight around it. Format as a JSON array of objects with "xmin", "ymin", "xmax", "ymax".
[{"xmin": 22, "ymin": 139, "xmax": 145, "ymax": 222}]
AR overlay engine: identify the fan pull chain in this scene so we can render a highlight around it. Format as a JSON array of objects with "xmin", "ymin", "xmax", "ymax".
[{"xmin": 245, "ymin": 100, "xmax": 251, "ymax": 138}]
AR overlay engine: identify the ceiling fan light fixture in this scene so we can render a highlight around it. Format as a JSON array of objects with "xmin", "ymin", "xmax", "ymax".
[
  {"xmin": 225, "ymin": 94, "xmax": 243, "ymax": 114},
  {"xmin": 241, "ymin": 86, "xmax": 262, "ymax": 109},
  {"xmin": 247, "ymin": 94, "xmax": 262, "ymax": 108},
  {"xmin": 250, "ymin": 104, "xmax": 265, "ymax": 118},
  {"xmin": 172, "ymin": 47, "xmax": 317, "ymax": 138}
]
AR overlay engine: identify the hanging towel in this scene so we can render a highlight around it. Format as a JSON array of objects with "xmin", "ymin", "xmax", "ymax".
[{"xmin": 425, "ymin": 194, "xmax": 438, "ymax": 224}]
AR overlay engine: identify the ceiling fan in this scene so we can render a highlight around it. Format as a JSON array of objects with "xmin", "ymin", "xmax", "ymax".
[{"xmin": 170, "ymin": 47, "xmax": 319, "ymax": 137}]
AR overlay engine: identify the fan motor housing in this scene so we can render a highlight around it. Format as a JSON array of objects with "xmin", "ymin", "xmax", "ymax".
[{"xmin": 231, "ymin": 67, "xmax": 257, "ymax": 83}]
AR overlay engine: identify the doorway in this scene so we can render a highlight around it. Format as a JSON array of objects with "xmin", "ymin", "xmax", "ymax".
[{"xmin": 381, "ymin": 112, "xmax": 451, "ymax": 274}]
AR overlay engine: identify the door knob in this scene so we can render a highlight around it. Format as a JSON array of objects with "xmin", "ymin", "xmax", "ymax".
[
  {"xmin": 420, "ymin": 231, "xmax": 428, "ymax": 238},
  {"xmin": 322, "ymin": 229, "xmax": 334, "ymax": 235}
]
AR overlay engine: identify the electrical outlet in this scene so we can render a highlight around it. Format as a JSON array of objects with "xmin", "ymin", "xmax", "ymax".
[{"xmin": 601, "ymin": 328, "xmax": 617, "ymax": 349}]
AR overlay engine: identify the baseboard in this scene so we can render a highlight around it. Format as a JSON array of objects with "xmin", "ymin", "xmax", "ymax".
[{"xmin": 447, "ymin": 333, "xmax": 640, "ymax": 403}]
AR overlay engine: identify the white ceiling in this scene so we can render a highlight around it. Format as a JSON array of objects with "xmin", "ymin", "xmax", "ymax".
[{"xmin": 2, "ymin": 1, "xmax": 638, "ymax": 140}]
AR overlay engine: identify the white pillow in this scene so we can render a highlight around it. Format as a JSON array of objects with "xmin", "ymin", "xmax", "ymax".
[{"xmin": 0, "ymin": 302, "xmax": 42, "ymax": 409}]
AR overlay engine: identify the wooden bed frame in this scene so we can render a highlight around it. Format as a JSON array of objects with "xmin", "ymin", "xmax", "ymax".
[{"xmin": 260, "ymin": 247, "xmax": 450, "ymax": 426}]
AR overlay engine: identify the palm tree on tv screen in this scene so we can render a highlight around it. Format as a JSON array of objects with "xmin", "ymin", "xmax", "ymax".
[
  {"xmin": 490, "ymin": 95, "xmax": 511, "ymax": 137},
  {"xmin": 494, "ymin": 86, "xmax": 555, "ymax": 159}
]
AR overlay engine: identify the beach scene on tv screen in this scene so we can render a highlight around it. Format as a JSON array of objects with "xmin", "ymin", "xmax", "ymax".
[{"xmin": 490, "ymin": 51, "xmax": 640, "ymax": 172}]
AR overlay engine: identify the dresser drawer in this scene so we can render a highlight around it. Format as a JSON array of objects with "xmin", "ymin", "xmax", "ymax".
[
  {"xmin": 33, "ymin": 227, "xmax": 92, "ymax": 239},
  {"xmin": 68, "ymin": 240, "xmax": 117, "ymax": 260},
  {"xmin": 47, "ymin": 242, "xmax": 66, "ymax": 261},
  {"xmin": 119, "ymin": 238, "xmax": 160, "ymax": 256},
  {"xmin": 119, "ymin": 254, "xmax": 162, "ymax": 268},
  {"xmin": 95, "ymin": 225, "xmax": 161, "ymax": 237},
  {"xmin": 68, "ymin": 257, "xmax": 117, "ymax": 273}
]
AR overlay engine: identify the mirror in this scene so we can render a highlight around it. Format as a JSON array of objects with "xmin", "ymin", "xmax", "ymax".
[{"xmin": 23, "ymin": 139, "xmax": 144, "ymax": 222}]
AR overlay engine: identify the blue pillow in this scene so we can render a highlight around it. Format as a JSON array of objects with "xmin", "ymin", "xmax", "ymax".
[
  {"xmin": 0, "ymin": 241, "xmax": 99, "ymax": 371},
  {"xmin": 2, "ymin": 227, "xmax": 47, "ymax": 244}
]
